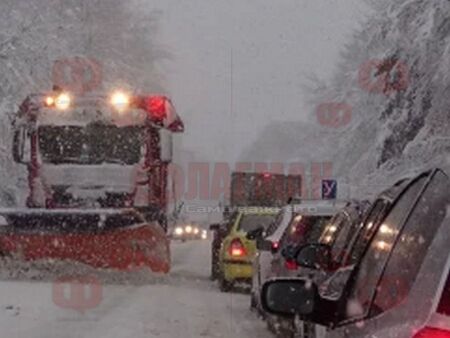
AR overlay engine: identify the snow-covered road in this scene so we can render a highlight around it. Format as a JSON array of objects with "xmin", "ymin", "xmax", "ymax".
[{"xmin": 0, "ymin": 239, "xmax": 273, "ymax": 338}]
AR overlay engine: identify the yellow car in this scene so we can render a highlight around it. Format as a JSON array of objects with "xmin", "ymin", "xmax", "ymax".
[{"xmin": 218, "ymin": 207, "xmax": 278, "ymax": 291}]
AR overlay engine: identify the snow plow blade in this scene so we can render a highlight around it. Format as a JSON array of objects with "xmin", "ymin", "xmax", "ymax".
[{"xmin": 0, "ymin": 209, "xmax": 170, "ymax": 273}]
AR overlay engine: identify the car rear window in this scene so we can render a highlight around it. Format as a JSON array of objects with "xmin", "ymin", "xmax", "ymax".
[
  {"xmin": 285, "ymin": 214, "xmax": 331, "ymax": 246},
  {"xmin": 265, "ymin": 209, "xmax": 284, "ymax": 237},
  {"xmin": 238, "ymin": 214, "xmax": 276, "ymax": 233}
]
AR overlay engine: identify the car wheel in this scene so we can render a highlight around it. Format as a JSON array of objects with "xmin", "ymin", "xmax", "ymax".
[
  {"xmin": 210, "ymin": 257, "xmax": 219, "ymax": 281},
  {"xmin": 303, "ymin": 322, "xmax": 316, "ymax": 338},
  {"xmin": 267, "ymin": 318, "xmax": 292, "ymax": 338},
  {"xmin": 250, "ymin": 291, "xmax": 257, "ymax": 310},
  {"xmin": 291, "ymin": 321, "xmax": 315, "ymax": 338},
  {"xmin": 219, "ymin": 275, "xmax": 233, "ymax": 292},
  {"xmin": 266, "ymin": 317, "xmax": 277, "ymax": 334},
  {"xmin": 210, "ymin": 265, "xmax": 217, "ymax": 281}
]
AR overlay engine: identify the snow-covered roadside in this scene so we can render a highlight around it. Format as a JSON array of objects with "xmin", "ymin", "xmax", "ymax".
[{"xmin": 0, "ymin": 240, "xmax": 272, "ymax": 338}]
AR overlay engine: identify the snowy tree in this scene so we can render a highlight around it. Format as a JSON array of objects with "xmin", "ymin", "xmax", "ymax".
[
  {"xmin": 309, "ymin": 0, "xmax": 450, "ymax": 194},
  {"xmin": 243, "ymin": 0, "xmax": 450, "ymax": 198},
  {"xmin": 0, "ymin": 0, "xmax": 167, "ymax": 205}
]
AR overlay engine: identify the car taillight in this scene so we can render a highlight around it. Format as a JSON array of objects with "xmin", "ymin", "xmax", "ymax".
[
  {"xmin": 229, "ymin": 238, "xmax": 247, "ymax": 257},
  {"xmin": 285, "ymin": 259, "xmax": 298, "ymax": 270},
  {"xmin": 413, "ymin": 327, "xmax": 450, "ymax": 338},
  {"xmin": 271, "ymin": 241, "xmax": 279, "ymax": 251}
]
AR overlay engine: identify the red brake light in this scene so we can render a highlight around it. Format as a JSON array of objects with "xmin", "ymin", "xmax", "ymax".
[
  {"xmin": 145, "ymin": 96, "xmax": 166, "ymax": 120},
  {"xmin": 263, "ymin": 172, "xmax": 271, "ymax": 178},
  {"xmin": 413, "ymin": 327, "xmax": 450, "ymax": 338},
  {"xmin": 229, "ymin": 238, "xmax": 247, "ymax": 257},
  {"xmin": 285, "ymin": 259, "xmax": 298, "ymax": 270},
  {"xmin": 271, "ymin": 241, "xmax": 279, "ymax": 251}
]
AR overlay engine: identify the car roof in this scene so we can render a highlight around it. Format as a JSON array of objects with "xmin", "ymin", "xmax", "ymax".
[
  {"xmin": 266, "ymin": 206, "xmax": 297, "ymax": 241},
  {"xmin": 289, "ymin": 200, "xmax": 347, "ymax": 216},
  {"xmin": 375, "ymin": 169, "xmax": 435, "ymax": 202},
  {"xmin": 265, "ymin": 200, "xmax": 348, "ymax": 241}
]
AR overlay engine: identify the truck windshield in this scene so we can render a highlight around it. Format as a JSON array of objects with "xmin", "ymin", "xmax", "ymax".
[{"xmin": 38, "ymin": 124, "xmax": 143, "ymax": 165}]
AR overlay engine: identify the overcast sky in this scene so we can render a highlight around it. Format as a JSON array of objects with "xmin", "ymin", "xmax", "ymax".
[{"xmin": 150, "ymin": 0, "xmax": 369, "ymax": 163}]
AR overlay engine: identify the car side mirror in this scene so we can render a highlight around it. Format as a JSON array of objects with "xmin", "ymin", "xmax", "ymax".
[
  {"xmin": 261, "ymin": 278, "xmax": 338, "ymax": 326},
  {"xmin": 246, "ymin": 226, "xmax": 264, "ymax": 240},
  {"xmin": 296, "ymin": 243, "xmax": 331, "ymax": 270},
  {"xmin": 261, "ymin": 278, "xmax": 318, "ymax": 317},
  {"xmin": 12, "ymin": 127, "xmax": 30, "ymax": 164}
]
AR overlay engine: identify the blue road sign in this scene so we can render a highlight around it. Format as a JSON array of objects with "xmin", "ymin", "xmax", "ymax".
[{"xmin": 322, "ymin": 179, "xmax": 337, "ymax": 199}]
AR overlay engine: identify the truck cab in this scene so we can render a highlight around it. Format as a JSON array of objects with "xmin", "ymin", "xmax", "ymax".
[{"xmin": 12, "ymin": 91, "xmax": 183, "ymax": 229}]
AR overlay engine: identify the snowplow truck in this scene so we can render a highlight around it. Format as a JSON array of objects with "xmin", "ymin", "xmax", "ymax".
[{"xmin": 0, "ymin": 90, "xmax": 184, "ymax": 272}]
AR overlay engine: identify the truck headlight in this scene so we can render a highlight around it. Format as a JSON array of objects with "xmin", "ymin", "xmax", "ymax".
[
  {"xmin": 110, "ymin": 91, "xmax": 130, "ymax": 112},
  {"xmin": 55, "ymin": 93, "xmax": 71, "ymax": 110},
  {"xmin": 174, "ymin": 227, "xmax": 184, "ymax": 236}
]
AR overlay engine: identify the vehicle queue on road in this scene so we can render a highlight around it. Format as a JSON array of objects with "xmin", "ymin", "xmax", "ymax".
[{"xmin": 210, "ymin": 168, "xmax": 450, "ymax": 338}]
